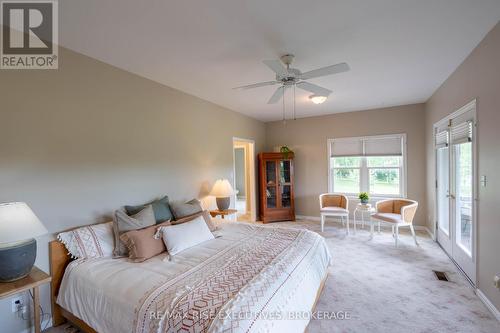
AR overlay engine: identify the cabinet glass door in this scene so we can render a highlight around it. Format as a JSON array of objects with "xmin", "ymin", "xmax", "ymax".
[
  {"xmin": 266, "ymin": 161, "xmax": 277, "ymax": 208},
  {"xmin": 279, "ymin": 160, "xmax": 292, "ymax": 207}
]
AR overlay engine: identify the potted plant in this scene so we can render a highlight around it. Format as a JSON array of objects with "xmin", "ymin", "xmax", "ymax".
[
  {"xmin": 280, "ymin": 145, "xmax": 293, "ymax": 159},
  {"xmin": 359, "ymin": 192, "xmax": 369, "ymax": 204}
]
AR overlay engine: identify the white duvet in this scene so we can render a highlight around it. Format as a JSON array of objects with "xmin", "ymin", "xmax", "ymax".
[{"xmin": 57, "ymin": 221, "xmax": 331, "ymax": 333}]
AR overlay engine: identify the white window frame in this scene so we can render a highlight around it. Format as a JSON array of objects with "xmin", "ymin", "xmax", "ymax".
[{"xmin": 327, "ymin": 134, "xmax": 407, "ymax": 199}]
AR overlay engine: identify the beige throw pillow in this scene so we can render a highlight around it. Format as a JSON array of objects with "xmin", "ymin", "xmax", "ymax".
[
  {"xmin": 120, "ymin": 219, "xmax": 171, "ymax": 262},
  {"xmin": 113, "ymin": 205, "xmax": 156, "ymax": 257}
]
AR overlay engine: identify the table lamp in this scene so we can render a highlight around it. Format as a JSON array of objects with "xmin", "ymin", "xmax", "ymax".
[
  {"xmin": 210, "ymin": 179, "xmax": 234, "ymax": 211},
  {"xmin": 0, "ymin": 202, "xmax": 48, "ymax": 282}
]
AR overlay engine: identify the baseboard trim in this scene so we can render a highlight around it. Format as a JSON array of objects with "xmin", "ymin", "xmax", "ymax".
[
  {"xmin": 296, "ymin": 215, "xmax": 434, "ymax": 238},
  {"xmin": 18, "ymin": 318, "xmax": 52, "ymax": 333},
  {"xmin": 476, "ymin": 289, "xmax": 500, "ymax": 322},
  {"xmin": 413, "ymin": 226, "xmax": 433, "ymax": 238},
  {"xmin": 296, "ymin": 215, "xmax": 320, "ymax": 221}
]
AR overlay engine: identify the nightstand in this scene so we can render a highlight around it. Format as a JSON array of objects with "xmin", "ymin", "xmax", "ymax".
[
  {"xmin": 209, "ymin": 209, "xmax": 238, "ymax": 219},
  {"xmin": 0, "ymin": 266, "xmax": 51, "ymax": 333}
]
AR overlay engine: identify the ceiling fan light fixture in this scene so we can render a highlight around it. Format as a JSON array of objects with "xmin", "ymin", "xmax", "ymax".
[{"xmin": 309, "ymin": 95, "xmax": 327, "ymax": 104}]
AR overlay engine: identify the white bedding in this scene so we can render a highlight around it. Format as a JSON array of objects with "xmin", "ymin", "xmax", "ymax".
[{"xmin": 57, "ymin": 221, "xmax": 331, "ymax": 333}]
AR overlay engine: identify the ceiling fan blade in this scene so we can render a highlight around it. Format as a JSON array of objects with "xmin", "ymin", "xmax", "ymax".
[
  {"xmin": 300, "ymin": 63, "xmax": 350, "ymax": 79},
  {"xmin": 267, "ymin": 86, "xmax": 286, "ymax": 104},
  {"xmin": 233, "ymin": 81, "xmax": 278, "ymax": 90},
  {"xmin": 263, "ymin": 59, "xmax": 288, "ymax": 76},
  {"xmin": 296, "ymin": 81, "xmax": 332, "ymax": 96}
]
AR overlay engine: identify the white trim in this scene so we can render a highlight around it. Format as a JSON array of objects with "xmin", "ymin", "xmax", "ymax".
[
  {"xmin": 18, "ymin": 318, "xmax": 52, "ymax": 333},
  {"xmin": 413, "ymin": 225, "xmax": 434, "ymax": 239},
  {"xmin": 476, "ymin": 289, "xmax": 500, "ymax": 322},
  {"xmin": 434, "ymin": 99, "xmax": 477, "ymax": 129},
  {"xmin": 232, "ymin": 137, "xmax": 257, "ymax": 222},
  {"xmin": 327, "ymin": 133, "xmax": 407, "ymax": 198},
  {"xmin": 296, "ymin": 214, "xmax": 321, "ymax": 221}
]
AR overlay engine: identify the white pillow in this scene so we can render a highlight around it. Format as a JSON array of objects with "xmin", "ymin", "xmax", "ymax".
[
  {"xmin": 57, "ymin": 222, "xmax": 114, "ymax": 259},
  {"xmin": 156, "ymin": 216, "xmax": 214, "ymax": 255}
]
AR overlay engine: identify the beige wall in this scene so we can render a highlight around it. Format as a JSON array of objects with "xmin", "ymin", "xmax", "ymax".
[
  {"xmin": 425, "ymin": 21, "xmax": 500, "ymax": 311},
  {"xmin": 0, "ymin": 47, "xmax": 266, "ymax": 332},
  {"xmin": 265, "ymin": 104, "xmax": 427, "ymax": 225}
]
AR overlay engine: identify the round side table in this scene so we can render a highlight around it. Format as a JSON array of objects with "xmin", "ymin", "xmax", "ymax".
[{"xmin": 353, "ymin": 203, "xmax": 375, "ymax": 234}]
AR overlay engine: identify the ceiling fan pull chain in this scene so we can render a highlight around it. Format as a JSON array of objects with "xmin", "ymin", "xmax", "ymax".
[
  {"xmin": 293, "ymin": 85, "xmax": 296, "ymax": 120},
  {"xmin": 282, "ymin": 86, "xmax": 286, "ymax": 124}
]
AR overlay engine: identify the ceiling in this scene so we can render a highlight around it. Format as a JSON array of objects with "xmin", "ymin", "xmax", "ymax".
[{"xmin": 59, "ymin": 0, "xmax": 500, "ymax": 121}]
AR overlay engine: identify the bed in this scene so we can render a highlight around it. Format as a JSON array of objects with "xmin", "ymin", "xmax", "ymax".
[{"xmin": 50, "ymin": 221, "xmax": 331, "ymax": 333}]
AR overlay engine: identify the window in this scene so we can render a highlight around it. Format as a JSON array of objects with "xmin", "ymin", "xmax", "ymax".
[{"xmin": 328, "ymin": 134, "xmax": 406, "ymax": 197}]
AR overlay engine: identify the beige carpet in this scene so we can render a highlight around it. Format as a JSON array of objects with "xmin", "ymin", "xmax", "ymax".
[{"xmin": 45, "ymin": 219, "xmax": 500, "ymax": 333}]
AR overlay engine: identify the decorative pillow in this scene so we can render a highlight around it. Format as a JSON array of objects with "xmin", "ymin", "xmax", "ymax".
[
  {"xmin": 169, "ymin": 199, "xmax": 203, "ymax": 220},
  {"xmin": 172, "ymin": 210, "xmax": 216, "ymax": 232},
  {"xmin": 155, "ymin": 216, "xmax": 214, "ymax": 256},
  {"xmin": 120, "ymin": 220, "xmax": 171, "ymax": 262},
  {"xmin": 113, "ymin": 205, "xmax": 156, "ymax": 257},
  {"xmin": 125, "ymin": 196, "xmax": 173, "ymax": 224},
  {"xmin": 57, "ymin": 222, "xmax": 114, "ymax": 259}
]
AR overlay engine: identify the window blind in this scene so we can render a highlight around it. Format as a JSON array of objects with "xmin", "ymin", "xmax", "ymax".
[
  {"xmin": 331, "ymin": 139, "xmax": 363, "ymax": 157},
  {"xmin": 451, "ymin": 121, "xmax": 472, "ymax": 145},
  {"xmin": 364, "ymin": 136, "xmax": 402, "ymax": 156},
  {"xmin": 435, "ymin": 130, "xmax": 449, "ymax": 149},
  {"xmin": 330, "ymin": 135, "xmax": 404, "ymax": 157}
]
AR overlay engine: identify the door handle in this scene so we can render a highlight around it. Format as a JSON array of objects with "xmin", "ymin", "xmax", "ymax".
[{"xmin": 446, "ymin": 194, "xmax": 456, "ymax": 199}]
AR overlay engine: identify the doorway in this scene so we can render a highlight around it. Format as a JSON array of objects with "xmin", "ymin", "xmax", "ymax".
[
  {"xmin": 434, "ymin": 100, "xmax": 477, "ymax": 284},
  {"xmin": 233, "ymin": 138, "xmax": 256, "ymax": 222}
]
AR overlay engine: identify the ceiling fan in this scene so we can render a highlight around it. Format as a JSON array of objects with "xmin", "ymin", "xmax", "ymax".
[{"xmin": 233, "ymin": 54, "xmax": 350, "ymax": 104}]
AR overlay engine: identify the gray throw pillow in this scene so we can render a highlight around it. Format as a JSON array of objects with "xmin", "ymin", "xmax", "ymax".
[
  {"xmin": 125, "ymin": 196, "xmax": 173, "ymax": 224},
  {"xmin": 170, "ymin": 199, "xmax": 203, "ymax": 220},
  {"xmin": 113, "ymin": 205, "xmax": 156, "ymax": 257}
]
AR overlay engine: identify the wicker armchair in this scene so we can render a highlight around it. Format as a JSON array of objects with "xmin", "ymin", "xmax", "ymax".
[
  {"xmin": 319, "ymin": 194, "xmax": 349, "ymax": 233},
  {"xmin": 372, "ymin": 199, "xmax": 419, "ymax": 246}
]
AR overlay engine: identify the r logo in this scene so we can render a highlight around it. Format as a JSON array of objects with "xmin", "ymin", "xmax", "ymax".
[{"xmin": 2, "ymin": 2, "xmax": 53, "ymax": 54}]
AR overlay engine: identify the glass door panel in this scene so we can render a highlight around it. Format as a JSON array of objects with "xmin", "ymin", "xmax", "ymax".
[
  {"xmin": 266, "ymin": 186, "xmax": 277, "ymax": 208},
  {"xmin": 454, "ymin": 142, "xmax": 472, "ymax": 255},
  {"xmin": 437, "ymin": 147, "xmax": 450, "ymax": 235},
  {"xmin": 279, "ymin": 160, "xmax": 291, "ymax": 184},
  {"xmin": 266, "ymin": 161, "xmax": 276, "ymax": 185},
  {"xmin": 281, "ymin": 185, "xmax": 291, "ymax": 208},
  {"xmin": 265, "ymin": 160, "xmax": 277, "ymax": 208}
]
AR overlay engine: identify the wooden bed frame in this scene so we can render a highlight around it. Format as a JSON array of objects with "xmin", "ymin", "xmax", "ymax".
[
  {"xmin": 49, "ymin": 239, "xmax": 328, "ymax": 333},
  {"xmin": 49, "ymin": 240, "xmax": 97, "ymax": 333}
]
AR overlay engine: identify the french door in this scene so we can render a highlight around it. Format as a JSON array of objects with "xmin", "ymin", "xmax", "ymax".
[{"xmin": 435, "ymin": 101, "xmax": 476, "ymax": 284}]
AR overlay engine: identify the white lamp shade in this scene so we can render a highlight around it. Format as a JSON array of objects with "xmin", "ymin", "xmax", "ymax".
[
  {"xmin": 210, "ymin": 179, "xmax": 235, "ymax": 197},
  {"xmin": 0, "ymin": 202, "xmax": 48, "ymax": 244}
]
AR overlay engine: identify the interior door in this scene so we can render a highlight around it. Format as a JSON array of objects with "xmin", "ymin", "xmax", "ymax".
[{"xmin": 435, "ymin": 103, "xmax": 476, "ymax": 284}]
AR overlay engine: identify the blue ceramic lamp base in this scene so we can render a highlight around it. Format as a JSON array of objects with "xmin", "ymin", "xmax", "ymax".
[
  {"xmin": 0, "ymin": 238, "xmax": 37, "ymax": 282},
  {"xmin": 216, "ymin": 197, "xmax": 230, "ymax": 210}
]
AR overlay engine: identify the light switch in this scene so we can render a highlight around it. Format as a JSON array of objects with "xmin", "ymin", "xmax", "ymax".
[{"xmin": 480, "ymin": 175, "xmax": 487, "ymax": 187}]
